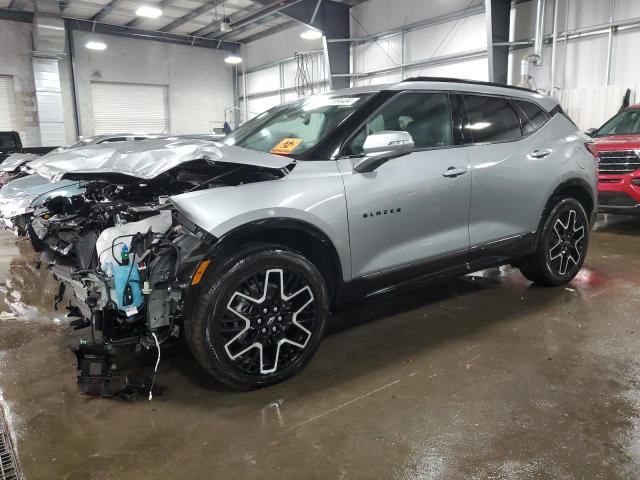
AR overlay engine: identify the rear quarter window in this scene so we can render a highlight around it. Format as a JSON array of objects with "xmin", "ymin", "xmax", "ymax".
[{"xmin": 514, "ymin": 99, "xmax": 550, "ymax": 134}]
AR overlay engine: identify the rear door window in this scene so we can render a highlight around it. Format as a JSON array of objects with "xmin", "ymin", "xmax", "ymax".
[
  {"xmin": 462, "ymin": 95, "xmax": 522, "ymax": 143},
  {"xmin": 514, "ymin": 99, "xmax": 550, "ymax": 134}
]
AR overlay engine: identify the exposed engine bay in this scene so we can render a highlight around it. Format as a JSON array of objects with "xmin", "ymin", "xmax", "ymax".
[{"xmin": 34, "ymin": 158, "xmax": 290, "ymax": 398}]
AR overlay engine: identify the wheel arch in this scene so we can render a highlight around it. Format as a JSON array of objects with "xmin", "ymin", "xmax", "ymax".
[
  {"xmin": 535, "ymin": 177, "xmax": 595, "ymax": 245},
  {"xmin": 550, "ymin": 178, "xmax": 595, "ymax": 221},
  {"xmin": 203, "ymin": 218, "xmax": 346, "ymax": 309}
]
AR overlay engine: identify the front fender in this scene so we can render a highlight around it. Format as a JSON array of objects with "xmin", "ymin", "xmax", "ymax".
[{"xmin": 169, "ymin": 161, "xmax": 352, "ymax": 280}]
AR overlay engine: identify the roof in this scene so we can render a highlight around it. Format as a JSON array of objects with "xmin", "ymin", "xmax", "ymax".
[
  {"xmin": 402, "ymin": 76, "xmax": 536, "ymax": 93},
  {"xmin": 388, "ymin": 77, "xmax": 559, "ymax": 112}
]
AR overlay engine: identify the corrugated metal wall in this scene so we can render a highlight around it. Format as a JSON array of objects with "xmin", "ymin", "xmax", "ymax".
[
  {"xmin": 239, "ymin": 50, "xmax": 329, "ymax": 121},
  {"xmin": 239, "ymin": 0, "xmax": 640, "ymax": 124}
]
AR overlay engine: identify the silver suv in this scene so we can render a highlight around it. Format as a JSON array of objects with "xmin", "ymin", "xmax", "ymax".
[{"xmin": 51, "ymin": 78, "xmax": 598, "ymax": 390}]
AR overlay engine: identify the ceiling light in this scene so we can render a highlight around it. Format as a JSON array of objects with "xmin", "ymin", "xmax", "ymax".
[
  {"xmin": 136, "ymin": 5, "xmax": 163, "ymax": 18},
  {"xmin": 85, "ymin": 41, "xmax": 107, "ymax": 51},
  {"xmin": 224, "ymin": 55, "xmax": 242, "ymax": 64},
  {"xmin": 300, "ymin": 29, "xmax": 323, "ymax": 40}
]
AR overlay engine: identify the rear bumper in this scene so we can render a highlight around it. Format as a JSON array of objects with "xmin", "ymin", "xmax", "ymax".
[{"xmin": 598, "ymin": 171, "xmax": 640, "ymax": 215}]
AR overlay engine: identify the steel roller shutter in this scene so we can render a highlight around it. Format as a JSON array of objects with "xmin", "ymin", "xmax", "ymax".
[{"xmin": 90, "ymin": 82, "xmax": 169, "ymax": 134}]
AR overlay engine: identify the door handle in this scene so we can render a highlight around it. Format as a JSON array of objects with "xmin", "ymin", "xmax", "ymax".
[
  {"xmin": 442, "ymin": 167, "xmax": 468, "ymax": 178},
  {"xmin": 529, "ymin": 149, "xmax": 552, "ymax": 159}
]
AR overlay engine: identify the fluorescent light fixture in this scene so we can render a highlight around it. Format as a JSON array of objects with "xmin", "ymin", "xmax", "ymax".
[
  {"xmin": 85, "ymin": 41, "xmax": 107, "ymax": 51},
  {"xmin": 136, "ymin": 5, "xmax": 163, "ymax": 18},
  {"xmin": 224, "ymin": 55, "xmax": 243, "ymax": 64},
  {"xmin": 300, "ymin": 29, "xmax": 322, "ymax": 40}
]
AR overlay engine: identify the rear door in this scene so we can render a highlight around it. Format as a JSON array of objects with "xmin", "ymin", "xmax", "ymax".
[
  {"xmin": 461, "ymin": 94, "xmax": 555, "ymax": 250},
  {"xmin": 338, "ymin": 91, "xmax": 471, "ymax": 286}
]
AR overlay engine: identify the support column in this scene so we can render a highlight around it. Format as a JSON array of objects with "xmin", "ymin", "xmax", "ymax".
[
  {"xmin": 485, "ymin": 0, "xmax": 511, "ymax": 84},
  {"xmin": 254, "ymin": 0, "xmax": 351, "ymax": 90}
]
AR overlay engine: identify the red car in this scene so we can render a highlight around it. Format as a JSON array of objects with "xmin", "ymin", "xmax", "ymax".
[{"xmin": 590, "ymin": 104, "xmax": 640, "ymax": 214}]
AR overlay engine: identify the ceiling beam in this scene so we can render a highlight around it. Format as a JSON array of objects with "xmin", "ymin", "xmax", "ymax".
[
  {"xmin": 193, "ymin": 0, "xmax": 301, "ymax": 38},
  {"xmin": 126, "ymin": 0, "xmax": 176, "ymax": 28},
  {"xmin": 65, "ymin": 16, "xmax": 241, "ymax": 52},
  {"xmin": 159, "ymin": 0, "xmax": 224, "ymax": 33},
  {"xmin": 90, "ymin": 0, "xmax": 126, "ymax": 22}
]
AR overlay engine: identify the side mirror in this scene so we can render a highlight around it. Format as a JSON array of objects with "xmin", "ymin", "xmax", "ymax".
[
  {"xmin": 584, "ymin": 128, "xmax": 598, "ymax": 137},
  {"xmin": 354, "ymin": 131, "xmax": 415, "ymax": 173}
]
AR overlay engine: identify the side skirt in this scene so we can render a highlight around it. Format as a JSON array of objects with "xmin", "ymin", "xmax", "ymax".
[{"xmin": 337, "ymin": 232, "xmax": 536, "ymax": 307}]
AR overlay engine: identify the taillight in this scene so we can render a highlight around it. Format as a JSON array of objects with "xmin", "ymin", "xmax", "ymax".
[{"xmin": 585, "ymin": 143, "xmax": 600, "ymax": 158}]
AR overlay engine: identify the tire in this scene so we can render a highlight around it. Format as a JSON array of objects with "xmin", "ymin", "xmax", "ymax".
[
  {"xmin": 519, "ymin": 197, "xmax": 589, "ymax": 286},
  {"xmin": 185, "ymin": 243, "xmax": 329, "ymax": 390}
]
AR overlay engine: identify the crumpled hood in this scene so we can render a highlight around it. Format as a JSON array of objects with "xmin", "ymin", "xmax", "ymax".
[
  {"xmin": 33, "ymin": 138, "xmax": 293, "ymax": 182},
  {"xmin": 1, "ymin": 153, "xmax": 41, "ymax": 172}
]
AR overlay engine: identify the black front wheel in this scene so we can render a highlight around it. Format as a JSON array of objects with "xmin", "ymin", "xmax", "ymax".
[
  {"xmin": 519, "ymin": 198, "xmax": 589, "ymax": 286},
  {"xmin": 185, "ymin": 244, "xmax": 329, "ymax": 389}
]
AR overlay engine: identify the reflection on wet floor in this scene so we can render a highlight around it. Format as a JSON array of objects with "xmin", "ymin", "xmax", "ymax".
[{"xmin": 0, "ymin": 214, "xmax": 638, "ymax": 479}]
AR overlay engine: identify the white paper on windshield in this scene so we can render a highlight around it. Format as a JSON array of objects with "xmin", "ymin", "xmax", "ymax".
[{"xmin": 304, "ymin": 97, "xmax": 360, "ymax": 109}]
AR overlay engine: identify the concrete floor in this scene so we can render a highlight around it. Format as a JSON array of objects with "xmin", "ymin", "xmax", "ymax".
[{"xmin": 0, "ymin": 215, "xmax": 639, "ymax": 479}]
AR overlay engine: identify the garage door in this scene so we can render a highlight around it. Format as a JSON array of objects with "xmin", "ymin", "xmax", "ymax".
[
  {"xmin": 91, "ymin": 82, "xmax": 169, "ymax": 135},
  {"xmin": 0, "ymin": 76, "xmax": 17, "ymax": 131}
]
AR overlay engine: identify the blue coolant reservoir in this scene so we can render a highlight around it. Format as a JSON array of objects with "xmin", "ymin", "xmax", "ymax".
[
  {"xmin": 104, "ymin": 260, "xmax": 144, "ymax": 312},
  {"xmin": 96, "ymin": 211, "xmax": 173, "ymax": 315}
]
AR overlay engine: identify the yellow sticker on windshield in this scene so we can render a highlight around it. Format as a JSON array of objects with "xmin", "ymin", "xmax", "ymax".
[{"xmin": 271, "ymin": 138, "xmax": 303, "ymax": 155}]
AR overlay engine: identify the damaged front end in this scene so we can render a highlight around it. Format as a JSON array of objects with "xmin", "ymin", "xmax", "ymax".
[
  {"xmin": 35, "ymin": 140, "xmax": 293, "ymax": 397},
  {"xmin": 54, "ymin": 204, "xmax": 216, "ymax": 398}
]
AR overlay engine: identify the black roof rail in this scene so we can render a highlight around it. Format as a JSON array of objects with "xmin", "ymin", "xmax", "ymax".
[{"xmin": 401, "ymin": 76, "xmax": 536, "ymax": 94}]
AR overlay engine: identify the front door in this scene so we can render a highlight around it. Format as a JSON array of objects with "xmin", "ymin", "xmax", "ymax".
[{"xmin": 337, "ymin": 91, "xmax": 471, "ymax": 291}]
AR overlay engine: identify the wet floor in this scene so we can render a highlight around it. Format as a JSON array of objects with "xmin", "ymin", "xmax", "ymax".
[{"xmin": 0, "ymin": 214, "xmax": 639, "ymax": 479}]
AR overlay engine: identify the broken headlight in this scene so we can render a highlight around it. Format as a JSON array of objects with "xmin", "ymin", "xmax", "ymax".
[{"xmin": 0, "ymin": 194, "xmax": 38, "ymax": 218}]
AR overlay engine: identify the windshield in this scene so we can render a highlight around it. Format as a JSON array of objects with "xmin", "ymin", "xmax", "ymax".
[
  {"xmin": 224, "ymin": 94, "xmax": 372, "ymax": 157},
  {"xmin": 64, "ymin": 137, "xmax": 98, "ymax": 150},
  {"xmin": 596, "ymin": 109, "xmax": 640, "ymax": 136}
]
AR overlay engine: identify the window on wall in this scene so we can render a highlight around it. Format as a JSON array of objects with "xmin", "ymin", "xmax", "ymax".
[
  {"xmin": 0, "ymin": 76, "xmax": 17, "ymax": 131},
  {"xmin": 90, "ymin": 82, "xmax": 169, "ymax": 135},
  {"xmin": 344, "ymin": 92, "xmax": 453, "ymax": 156},
  {"xmin": 462, "ymin": 95, "xmax": 522, "ymax": 143}
]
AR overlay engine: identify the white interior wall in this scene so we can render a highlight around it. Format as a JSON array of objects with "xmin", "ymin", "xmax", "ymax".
[
  {"xmin": 510, "ymin": 0, "xmax": 640, "ymax": 92},
  {"xmin": 350, "ymin": 11, "xmax": 488, "ymax": 84},
  {"xmin": 349, "ymin": 0, "xmax": 485, "ymax": 37},
  {"xmin": 244, "ymin": 24, "xmax": 323, "ymax": 69},
  {"xmin": 72, "ymin": 31, "xmax": 235, "ymax": 136},
  {"xmin": 239, "ymin": 49, "xmax": 329, "ymax": 121},
  {"xmin": 240, "ymin": 0, "xmax": 640, "ymax": 122},
  {"xmin": 0, "ymin": 19, "xmax": 41, "ymax": 147}
]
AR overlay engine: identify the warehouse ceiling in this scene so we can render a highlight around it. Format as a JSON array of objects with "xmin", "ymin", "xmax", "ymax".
[{"xmin": 1, "ymin": 0, "xmax": 364, "ymax": 44}]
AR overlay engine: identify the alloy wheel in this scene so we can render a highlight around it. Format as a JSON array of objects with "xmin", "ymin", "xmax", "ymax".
[
  {"xmin": 547, "ymin": 208, "xmax": 586, "ymax": 276},
  {"xmin": 220, "ymin": 268, "xmax": 316, "ymax": 375}
]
